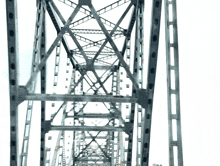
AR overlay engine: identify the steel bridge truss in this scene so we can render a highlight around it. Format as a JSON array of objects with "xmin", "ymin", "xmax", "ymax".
[{"xmin": 6, "ymin": 0, "xmax": 183, "ymax": 166}]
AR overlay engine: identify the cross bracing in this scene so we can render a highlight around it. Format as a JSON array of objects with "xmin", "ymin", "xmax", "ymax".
[{"xmin": 6, "ymin": 0, "xmax": 183, "ymax": 166}]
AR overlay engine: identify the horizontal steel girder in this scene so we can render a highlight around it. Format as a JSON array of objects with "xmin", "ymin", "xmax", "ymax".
[
  {"xmin": 76, "ymin": 159, "xmax": 110, "ymax": 162},
  {"xmin": 67, "ymin": 113, "xmax": 118, "ymax": 118},
  {"xmin": 79, "ymin": 164, "xmax": 109, "ymax": 166},
  {"xmin": 20, "ymin": 94, "xmax": 137, "ymax": 103},
  {"xmin": 49, "ymin": 126, "xmax": 124, "ymax": 132},
  {"xmin": 83, "ymin": 136, "xmax": 109, "ymax": 139},
  {"xmin": 80, "ymin": 65, "xmax": 112, "ymax": 70},
  {"xmin": 71, "ymin": 29, "xmax": 124, "ymax": 35}
]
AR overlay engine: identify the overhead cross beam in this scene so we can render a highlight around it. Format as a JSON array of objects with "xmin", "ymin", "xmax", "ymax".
[{"xmin": 71, "ymin": 29, "xmax": 124, "ymax": 35}]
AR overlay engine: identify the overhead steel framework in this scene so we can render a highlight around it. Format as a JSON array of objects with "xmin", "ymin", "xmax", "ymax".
[{"xmin": 6, "ymin": 0, "xmax": 183, "ymax": 166}]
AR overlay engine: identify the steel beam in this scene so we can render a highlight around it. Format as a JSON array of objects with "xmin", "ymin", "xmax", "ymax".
[
  {"xmin": 164, "ymin": 0, "xmax": 184, "ymax": 165},
  {"xmin": 83, "ymin": 136, "xmax": 109, "ymax": 139},
  {"xmin": 50, "ymin": 126, "xmax": 124, "ymax": 132},
  {"xmin": 21, "ymin": 94, "xmax": 137, "ymax": 103},
  {"xmin": 71, "ymin": 29, "xmax": 123, "ymax": 35},
  {"xmin": 118, "ymin": 5, "xmax": 137, "ymax": 69},
  {"xmin": 80, "ymin": 65, "xmax": 112, "ymax": 70},
  {"xmin": 40, "ymin": 2, "xmax": 46, "ymax": 165},
  {"xmin": 126, "ymin": 2, "xmax": 141, "ymax": 165},
  {"xmin": 67, "ymin": 113, "xmax": 118, "ymax": 119},
  {"xmin": 78, "ymin": 164, "xmax": 109, "ymax": 166},
  {"xmin": 50, "ymin": 109, "xmax": 67, "ymax": 166},
  {"xmin": 20, "ymin": 1, "xmax": 44, "ymax": 165},
  {"xmin": 73, "ymin": 51, "xmax": 115, "ymax": 55},
  {"xmin": 76, "ymin": 159, "xmax": 110, "ymax": 162},
  {"xmin": 6, "ymin": 0, "xmax": 19, "ymax": 165},
  {"xmin": 141, "ymin": 0, "xmax": 162, "ymax": 165}
]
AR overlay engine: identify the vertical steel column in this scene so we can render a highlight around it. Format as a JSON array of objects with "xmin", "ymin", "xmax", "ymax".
[
  {"xmin": 164, "ymin": 0, "xmax": 183, "ymax": 165},
  {"xmin": 40, "ymin": 1, "xmax": 46, "ymax": 165},
  {"xmin": 20, "ymin": 1, "xmax": 44, "ymax": 165},
  {"xmin": 6, "ymin": 0, "xmax": 19, "ymax": 165},
  {"xmin": 126, "ymin": 2, "xmax": 141, "ymax": 165},
  {"xmin": 122, "ymin": 37, "xmax": 132, "ymax": 166},
  {"xmin": 45, "ymin": 135, "xmax": 52, "ymax": 165},
  {"xmin": 80, "ymin": 74, "xmax": 85, "ymax": 166},
  {"xmin": 50, "ymin": 109, "xmax": 67, "ymax": 166},
  {"xmin": 52, "ymin": 41, "xmax": 61, "ymax": 107},
  {"xmin": 116, "ymin": 69, "xmax": 124, "ymax": 166},
  {"xmin": 57, "ymin": 144, "xmax": 63, "ymax": 166},
  {"xmin": 111, "ymin": 122, "xmax": 115, "ymax": 166},
  {"xmin": 62, "ymin": 130, "xmax": 66, "ymax": 166},
  {"xmin": 106, "ymin": 130, "xmax": 111, "ymax": 165},
  {"xmin": 71, "ymin": 70, "xmax": 76, "ymax": 166},
  {"xmin": 111, "ymin": 70, "xmax": 118, "ymax": 165},
  {"xmin": 135, "ymin": 2, "xmax": 145, "ymax": 165},
  {"xmin": 74, "ymin": 125, "xmax": 79, "ymax": 166},
  {"xmin": 118, "ymin": 69, "xmax": 125, "ymax": 166},
  {"xmin": 141, "ymin": 0, "xmax": 162, "ymax": 165},
  {"xmin": 113, "ymin": 69, "xmax": 122, "ymax": 166},
  {"xmin": 70, "ymin": 116, "xmax": 76, "ymax": 166}
]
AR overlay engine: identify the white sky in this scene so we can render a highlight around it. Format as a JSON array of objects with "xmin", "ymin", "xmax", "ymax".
[{"xmin": 1, "ymin": 0, "xmax": 220, "ymax": 166}]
